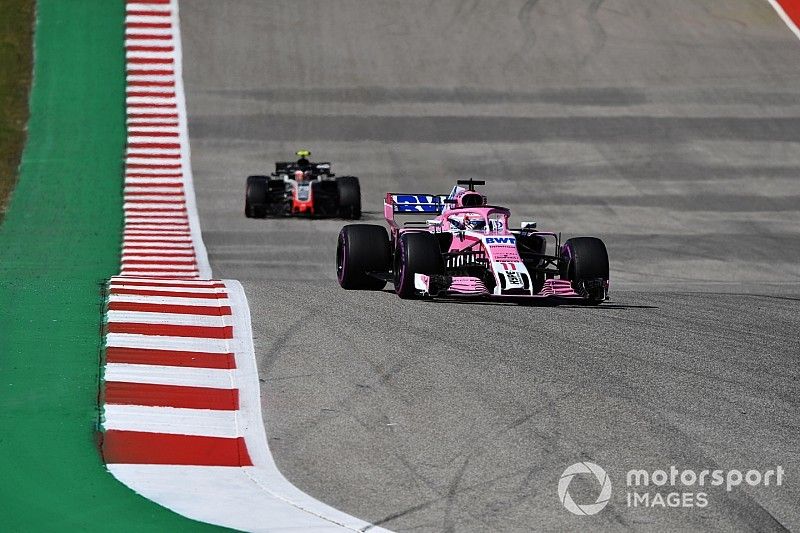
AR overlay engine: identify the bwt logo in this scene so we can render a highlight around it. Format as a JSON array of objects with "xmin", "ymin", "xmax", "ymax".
[
  {"xmin": 558, "ymin": 462, "xmax": 612, "ymax": 516},
  {"xmin": 485, "ymin": 236, "xmax": 515, "ymax": 244}
]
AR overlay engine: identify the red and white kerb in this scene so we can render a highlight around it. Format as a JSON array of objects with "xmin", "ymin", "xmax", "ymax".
[{"xmin": 101, "ymin": 2, "xmax": 383, "ymax": 531}]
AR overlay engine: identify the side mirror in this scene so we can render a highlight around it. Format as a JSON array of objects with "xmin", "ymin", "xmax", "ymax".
[
  {"xmin": 427, "ymin": 220, "xmax": 443, "ymax": 233},
  {"xmin": 521, "ymin": 220, "xmax": 537, "ymax": 230}
]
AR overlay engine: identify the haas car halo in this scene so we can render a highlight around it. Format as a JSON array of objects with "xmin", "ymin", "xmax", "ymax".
[
  {"xmin": 337, "ymin": 180, "xmax": 609, "ymax": 304},
  {"xmin": 245, "ymin": 150, "xmax": 361, "ymax": 218}
]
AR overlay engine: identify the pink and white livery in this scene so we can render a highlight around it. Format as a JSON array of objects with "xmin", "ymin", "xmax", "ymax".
[{"xmin": 336, "ymin": 180, "xmax": 609, "ymax": 304}]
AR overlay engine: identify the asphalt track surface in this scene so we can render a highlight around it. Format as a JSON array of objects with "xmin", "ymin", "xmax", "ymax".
[{"xmin": 180, "ymin": 1, "xmax": 800, "ymax": 530}]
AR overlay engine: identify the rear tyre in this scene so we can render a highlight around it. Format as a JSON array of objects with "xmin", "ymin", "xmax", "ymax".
[
  {"xmin": 560, "ymin": 237, "xmax": 609, "ymax": 305},
  {"xmin": 311, "ymin": 180, "xmax": 339, "ymax": 217},
  {"xmin": 394, "ymin": 232, "xmax": 445, "ymax": 299},
  {"xmin": 337, "ymin": 176, "xmax": 361, "ymax": 219},
  {"xmin": 337, "ymin": 224, "xmax": 391, "ymax": 290},
  {"xmin": 245, "ymin": 175, "xmax": 269, "ymax": 218}
]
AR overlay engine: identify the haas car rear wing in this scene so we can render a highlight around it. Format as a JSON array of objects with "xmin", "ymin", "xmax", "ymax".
[
  {"xmin": 384, "ymin": 193, "xmax": 449, "ymax": 228},
  {"xmin": 274, "ymin": 161, "xmax": 333, "ymax": 176}
]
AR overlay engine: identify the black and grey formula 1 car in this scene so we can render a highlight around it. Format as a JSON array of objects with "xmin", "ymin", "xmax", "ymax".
[{"xmin": 245, "ymin": 150, "xmax": 361, "ymax": 219}]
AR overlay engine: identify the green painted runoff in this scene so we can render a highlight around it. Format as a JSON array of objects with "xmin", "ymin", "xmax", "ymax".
[{"xmin": 0, "ymin": 1, "xmax": 223, "ymax": 530}]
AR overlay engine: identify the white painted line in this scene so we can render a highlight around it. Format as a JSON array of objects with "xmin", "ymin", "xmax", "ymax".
[
  {"xmin": 126, "ymin": 15, "xmax": 172, "ymax": 24},
  {"xmin": 124, "ymin": 203, "xmax": 186, "ymax": 211},
  {"xmin": 124, "ymin": 195, "xmax": 184, "ymax": 202},
  {"xmin": 123, "ymin": 228, "xmax": 192, "ymax": 233},
  {"xmin": 103, "ymin": 405, "xmax": 240, "ymax": 438},
  {"xmin": 120, "ymin": 267, "xmax": 200, "ymax": 274},
  {"xmin": 767, "ymin": 0, "xmax": 800, "ymax": 41},
  {"xmin": 122, "ymin": 256, "xmax": 196, "ymax": 263},
  {"xmin": 125, "ymin": 106, "xmax": 179, "ymax": 114},
  {"xmin": 124, "ymin": 218, "xmax": 190, "ymax": 225},
  {"xmin": 126, "ymin": 28, "xmax": 173, "ymax": 37},
  {"xmin": 120, "ymin": 271, "xmax": 201, "ymax": 277},
  {"xmin": 125, "ymin": 178, "xmax": 184, "ymax": 185},
  {"xmin": 125, "ymin": 37, "xmax": 173, "ymax": 45},
  {"xmin": 110, "ymin": 285, "xmax": 225, "ymax": 293},
  {"xmin": 106, "ymin": 332, "xmax": 232, "ymax": 353},
  {"xmin": 108, "ymin": 297, "xmax": 229, "ymax": 309},
  {"xmin": 122, "ymin": 248, "xmax": 196, "ymax": 254},
  {"xmin": 122, "ymin": 245, "xmax": 194, "ymax": 251},
  {"xmin": 123, "ymin": 235, "xmax": 193, "ymax": 242},
  {"xmin": 126, "ymin": 158, "xmax": 183, "ymax": 167},
  {"xmin": 105, "ymin": 363, "xmax": 235, "ymax": 389},
  {"xmin": 107, "ymin": 311, "xmax": 231, "ymax": 327},
  {"xmin": 110, "ymin": 276, "xmax": 221, "ymax": 285},
  {"xmin": 126, "ymin": 51, "xmax": 175, "ymax": 60},
  {"xmin": 126, "ymin": 97, "xmax": 178, "ymax": 106},
  {"xmin": 127, "ymin": 3, "xmax": 171, "ymax": 12},
  {"xmin": 126, "ymin": 87, "xmax": 177, "ymax": 96},
  {"xmin": 124, "ymin": 166, "xmax": 181, "ymax": 174},
  {"xmin": 128, "ymin": 135, "xmax": 180, "ymax": 143}
]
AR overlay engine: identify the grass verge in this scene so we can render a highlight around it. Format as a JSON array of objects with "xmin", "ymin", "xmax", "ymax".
[{"xmin": 0, "ymin": 0, "xmax": 34, "ymax": 219}]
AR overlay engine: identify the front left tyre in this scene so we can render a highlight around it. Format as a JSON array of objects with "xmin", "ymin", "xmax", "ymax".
[
  {"xmin": 337, "ymin": 224, "xmax": 391, "ymax": 290},
  {"xmin": 245, "ymin": 175, "xmax": 269, "ymax": 218},
  {"xmin": 560, "ymin": 237, "xmax": 609, "ymax": 305}
]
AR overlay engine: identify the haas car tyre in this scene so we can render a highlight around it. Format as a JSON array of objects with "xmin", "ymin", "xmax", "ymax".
[
  {"xmin": 337, "ymin": 224, "xmax": 391, "ymax": 290},
  {"xmin": 560, "ymin": 237, "xmax": 609, "ymax": 304},
  {"xmin": 336, "ymin": 176, "xmax": 361, "ymax": 219},
  {"xmin": 394, "ymin": 232, "xmax": 445, "ymax": 299},
  {"xmin": 245, "ymin": 175, "xmax": 269, "ymax": 218}
]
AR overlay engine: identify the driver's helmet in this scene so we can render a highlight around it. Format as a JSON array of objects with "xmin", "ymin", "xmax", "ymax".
[
  {"xmin": 488, "ymin": 215, "xmax": 505, "ymax": 233},
  {"xmin": 296, "ymin": 149, "xmax": 311, "ymax": 169},
  {"xmin": 464, "ymin": 215, "xmax": 486, "ymax": 232},
  {"xmin": 294, "ymin": 170, "xmax": 304, "ymax": 181}
]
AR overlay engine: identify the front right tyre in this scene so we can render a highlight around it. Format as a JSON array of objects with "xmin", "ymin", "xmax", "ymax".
[
  {"xmin": 394, "ymin": 232, "xmax": 445, "ymax": 299},
  {"xmin": 336, "ymin": 176, "xmax": 361, "ymax": 219}
]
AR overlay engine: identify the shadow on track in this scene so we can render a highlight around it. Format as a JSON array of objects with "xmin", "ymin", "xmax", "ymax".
[{"xmin": 376, "ymin": 289, "xmax": 658, "ymax": 309}]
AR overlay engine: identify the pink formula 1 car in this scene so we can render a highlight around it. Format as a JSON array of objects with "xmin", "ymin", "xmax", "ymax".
[{"xmin": 336, "ymin": 180, "xmax": 609, "ymax": 304}]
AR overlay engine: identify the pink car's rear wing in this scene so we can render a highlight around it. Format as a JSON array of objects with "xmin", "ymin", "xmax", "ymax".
[{"xmin": 384, "ymin": 193, "xmax": 448, "ymax": 229}]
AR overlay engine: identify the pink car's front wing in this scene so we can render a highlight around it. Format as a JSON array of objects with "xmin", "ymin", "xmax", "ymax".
[{"xmin": 414, "ymin": 275, "xmax": 584, "ymax": 299}]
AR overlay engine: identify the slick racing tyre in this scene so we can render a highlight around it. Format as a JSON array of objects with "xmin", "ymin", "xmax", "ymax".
[
  {"xmin": 336, "ymin": 176, "xmax": 361, "ymax": 219},
  {"xmin": 245, "ymin": 175, "xmax": 269, "ymax": 218},
  {"xmin": 337, "ymin": 224, "xmax": 391, "ymax": 290},
  {"xmin": 311, "ymin": 180, "xmax": 339, "ymax": 217},
  {"xmin": 394, "ymin": 232, "xmax": 445, "ymax": 299},
  {"xmin": 560, "ymin": 237, "xmax": 609, "ymax": 305}
]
